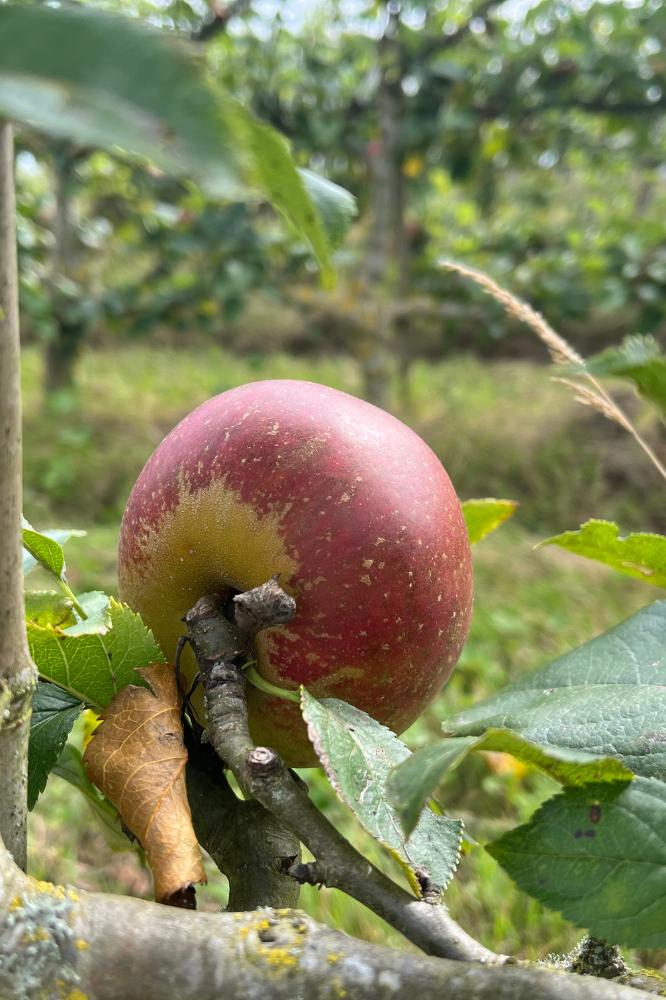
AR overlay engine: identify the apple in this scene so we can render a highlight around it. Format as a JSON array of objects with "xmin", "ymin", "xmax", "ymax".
[{"xmin": 118, "ymin": 380, "xmax": 473, "ymax": 766}]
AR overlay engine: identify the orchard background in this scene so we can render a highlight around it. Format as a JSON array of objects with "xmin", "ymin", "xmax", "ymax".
[{"xmin": 4, "ymin": 0, "xmax": 666, "ymax": 987}]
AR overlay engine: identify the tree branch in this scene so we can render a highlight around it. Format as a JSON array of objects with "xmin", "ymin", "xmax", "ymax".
[
  {"xmin": 182, "ymin": 584, "xmax": 500, "ymax": 965},
  {"xmin": 0, "ymin": 836, "xmax": 651, "ymax": 1000},
  {"xmin": 186, "ymin": 739, "xmax": 301, "ymax": 910},
  {"xmin": 191, "ymin": 0, "xmax": 252, "ymax": 43},
  {"xmin": 0, "ymin": 121, "xmax": 37, "ymax": 872},
  {"xmin": 419, "ymin": 0, "xmax": 499, "ymax": 60}
]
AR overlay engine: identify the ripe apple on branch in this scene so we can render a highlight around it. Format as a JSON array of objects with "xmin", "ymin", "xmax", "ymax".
[{"xmin": 118, "ymin": 378, "xmax": 474, "ymax": 764}]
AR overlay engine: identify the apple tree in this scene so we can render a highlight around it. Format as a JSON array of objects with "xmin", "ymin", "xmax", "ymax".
[{"xmin": 1, "ymin": 5, "xmax": 665, "ymax": 999}]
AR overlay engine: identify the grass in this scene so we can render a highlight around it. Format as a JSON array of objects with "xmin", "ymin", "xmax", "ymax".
[
  {"xmin": 22, "ymin": 343, "xmax": 664, "ymax": 532},
  {"xmin": 22, "ymin": 341, "xmax": 663, "ymax": 966}
]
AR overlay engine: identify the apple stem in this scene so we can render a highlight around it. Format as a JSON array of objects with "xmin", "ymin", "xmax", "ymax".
[{"xmin": 243, "ymin": 664, "xmax": 301, "ymax": 704}]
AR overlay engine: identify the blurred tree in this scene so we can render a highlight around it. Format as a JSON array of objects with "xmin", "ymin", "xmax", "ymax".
[
  {"xmin": 15, "ymin": 0, "xmax": 666, "ymax": 398},
  {"xmin": 202, "ymin": 0, "xmax": 666, "ymax": 396},
  {"xmin": 16, "ymin": 0, "xmax": 271, "ymax": 395}
]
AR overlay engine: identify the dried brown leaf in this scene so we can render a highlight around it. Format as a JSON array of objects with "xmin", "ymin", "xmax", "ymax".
[{"xmin": 83, "ymin": 663, "xmax": 205, "ymax": 903}]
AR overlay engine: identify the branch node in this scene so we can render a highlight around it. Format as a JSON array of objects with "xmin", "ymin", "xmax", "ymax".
[
  {"xmin": 232, "ymin": 575, "xmax": 296, "ymax": 636},
  {"xmin": 246, "ymin": 746, "xmax": 281, "ymax": 776},
  {"xmin": 288, "ymin": 861, "xmax": 325, "ymax": 887}
]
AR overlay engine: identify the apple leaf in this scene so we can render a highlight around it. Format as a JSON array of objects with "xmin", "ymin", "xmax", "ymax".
[
  {"xmin": 462, "ymin": 498, "xmax": 518, "ymax": 544},
  {"xmin": 52, "ymin": 743, "xmax": 135, "ymax": 854},
  {"xmin": 583, "ymin": 334, "xmax": 666, "ymax": 423},
  {"xmin": 301, "ymin": 690, "xmax": 462, "ymax": 898},
  {"xmin": 61, "ymin": 591, "xmax": 112, "ymax": 636},
  {"xmin": 22, "ymin": 518, "xmax": 85, "ymax": 579},
  {"xmin": 28, "ymin": 598, "xmax": 165, "ymax": 709},
  {"xmin": 25, "ymin": 591, "xmax": 76, "ymax": 630},
  {"xmin": 83, "ymin": 664, "xmax": 205, "ymax": 903},
  {"xmin": 238, "ymin": 114, "xmax": 348, "ymax": 285},
  {"xmin": 0, "ymin": 4, "xmax": 241, "ymax": 197},
  {"xmin": 299, "ymin": 169, "xmax": 357, "ymax": 250},
  {"xmin": 0, "ymin": 3, "xmax": 354, "ymax": 279},
  {"xmin": 487, "ymin": 777, "xmax": 666, "ymax": 949},
  {"xmin": 440, "ymin": 601, "xmax": 666, "ymax": 780},
  {"xmin": 28, "ymin": 681, "xmax": 83, "ymax": 810},
  {"xmin": 539, "ymin": 520, "xmax": 666, "ymax": 588},
  {"xmin": 388, "ymin": 730, "xmax": 634, "ymax": 837}
]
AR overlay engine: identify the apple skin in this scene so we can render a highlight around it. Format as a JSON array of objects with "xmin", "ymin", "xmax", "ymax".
[{"xmin": 118, "ymin": 380, "xmax": 473, "ymax": 766}]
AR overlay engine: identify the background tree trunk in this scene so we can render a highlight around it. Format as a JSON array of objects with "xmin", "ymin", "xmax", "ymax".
[
  {"xmin": 362, "ymin": 5, "xmax": 407, "ymax": 410},
  {"xmin": 45, "ymin": 144, "xmax": 88, "ymax": 395}
]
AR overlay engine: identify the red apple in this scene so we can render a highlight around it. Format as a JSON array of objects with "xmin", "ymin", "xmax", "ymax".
[{"xmin": 118, "ymin": 380, "xmax": 472, "ymax": 765}]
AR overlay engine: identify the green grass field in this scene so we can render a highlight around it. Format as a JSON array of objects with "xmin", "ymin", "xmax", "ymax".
[{"xmin": 22, "ymin": 342, "xmax": 662, "ymax": 965}]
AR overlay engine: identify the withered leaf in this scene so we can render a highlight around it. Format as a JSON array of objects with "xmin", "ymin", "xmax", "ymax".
[{"xmin": 83, "ymin": 663, "xmax": 205, "ymax": 903}]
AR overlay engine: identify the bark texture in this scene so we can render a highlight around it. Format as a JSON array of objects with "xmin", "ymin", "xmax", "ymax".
[
  {"xmin": 0, "ymin": 121, "xmax": 37, "ymax": 872},
  {"xmin": 187, "ymin": 743, "xmax": 301, "ymax": 911},
  {"xmin": 0, "ymin": 844, "xmax": 651, "ymax": 1000}
]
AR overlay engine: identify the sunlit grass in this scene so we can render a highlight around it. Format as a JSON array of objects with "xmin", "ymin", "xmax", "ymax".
[{"xmin": 22, "ymin": 343, "xmax": 662, "ymax": 531}]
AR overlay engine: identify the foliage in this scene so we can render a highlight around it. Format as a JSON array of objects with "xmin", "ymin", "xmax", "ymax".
[
  {"xmin": 384, "ymin": 600, "xmax": 666, "ymax": 948},
  {"xmin": 387, "ymin": 730, "xmax": 633, "ymax": 839},
  {"xmin": 462, "ymin": 498, "xmax": 518, "ymax": 544},
  {"xmin": 301, "ymin": 691, "xmax": 462, "ymax": 898},
  {"xmin": 12, "ymin": 0, "xmax": 666, "ymax": 391},
  {"xmin": 583, "ymin": 335, "xmax": 666, "ymax": 423},
  {"xmin": 488, "ymin": 778, "xmax": 666, "ymax": 949},
  {"xmin": 0, "ymin": 3, "xmax": 354, "ymax": 281},
  {"xmin": 24, "ymin": 522, "xmax": 164, "ymax": 807},
  {"xmin": 28, "ymin": 682, "xmax": 83, "ymax": 810},
  {"xmin": 540, "ymin": 519, "xmax": 666, "ymax": 588},
  {"xmin": 436, "ymin": 601, "xmax": 666, "ymax": 780}
]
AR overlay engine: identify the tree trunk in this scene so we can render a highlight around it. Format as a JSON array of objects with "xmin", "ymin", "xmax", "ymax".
[
  {"xmin": 44, "ymin": 316, "xmax": 88, "ymax": 393},
  {"xmin": 0, "ymin": 121, "xmax": 37, "ymax": 872},
  {"xmin": 362, "ymin": 6, "xmax": 408, "ymax": 410},
  {"xmin": 45, "ymin": 145, "xmax": 87, "ymax": 395}
]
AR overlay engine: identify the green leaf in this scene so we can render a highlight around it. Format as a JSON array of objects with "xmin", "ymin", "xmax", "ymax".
[
  {"xmin": 22, "ymin": 519, "xmax": 85, "ymax": 577},
  {"xmin": 240, "ymin": 115, "xmax": 332, "ymax": 283},
  {"xmin": 440, "ymin": 601, "xmax": 666, "ymax": 780},
  {"xmin": 0, "ymin": 4, "xmax": 354, "ymax": 278},
  {"xmin": 28, "ymin": 598, "xmax": 165, "ymax": 709},
  {"xmin": 61, "ymin": 591, "xmax": 112, "ymax": 636},
  {"xmin": 23, "ymin": 524, "xmax": 65, "ymax": 579},
  {"xmin": 462, "ymin": 498, "xmax": 518, "ymax": 544},
  {"xmin": 539, "ymin": 519, "xmax": 666, "ymax": 588},
  {"xmin": 299, "ymin": 169, "xmax": 357, "ymax": 250},
  {"xmin": 25, "ymin": 591, "xmax": 76, "ymax": 630},
  {"xmin": 302, "ymin": 690, "xmax": 462, "ymax": 898},
  {"xmin": 52, "ymin": 743, "xmax": 134, "ymax": 853},
  {"xmin": 584, "ymin": 334, "xmax": 666, "ymax": 422},
  {"xmin": 388, "ymin": 730, "xmax": 634, "ymax": 837},
  {"xmin": 487, "ymin": 778, "xmax": 666, "ymax": 949},
  {"xmin": 0, "ymin": 4, "xmax": 243, "ymax": 198},
  {"xmin": 28, "ymin": 681, "xmax": 83, "ymax": 810}
]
